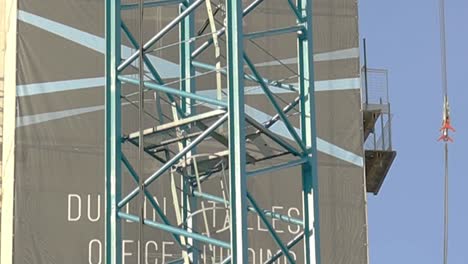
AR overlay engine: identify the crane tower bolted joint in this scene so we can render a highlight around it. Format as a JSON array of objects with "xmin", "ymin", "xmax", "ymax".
[{"xmin": 105, "ymin": 0, "xmax": 321, "ymax": 263}]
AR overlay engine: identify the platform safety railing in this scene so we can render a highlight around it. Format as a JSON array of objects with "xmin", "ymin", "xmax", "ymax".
[{"xmin": 361, "ymin": 67, "xmax": 394, "ymax": 152}]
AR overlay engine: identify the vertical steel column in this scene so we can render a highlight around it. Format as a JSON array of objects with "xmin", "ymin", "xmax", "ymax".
[
  {"xmin": 297, "ymin": 0, "xmax": 321, "ymax": 263},
  {"xmin": 137, "ymin": 1, "xmax": 146, "ymax": 264},
  {"xmin": 363, "ymin": 38, "xmax": 369, "ymax": 106},
  {"xmin": 105, "ymin": 0, "xmax": 122, "ymax": 263},
  {"xmin": 226, "ymin": 0, "xmax": 249, "ymax": 262},
  {"xmin": 180, "ymin": 0, "xmax": 195, "ymax": 113},
  {"xmin": 179, "ymin": 1, "xmax": 197, "ymax": 262}
]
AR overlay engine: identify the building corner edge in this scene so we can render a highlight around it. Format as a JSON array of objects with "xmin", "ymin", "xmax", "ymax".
[{"xmin": 1, "ymin": 0, "xmax": 17, "ymax": 263}]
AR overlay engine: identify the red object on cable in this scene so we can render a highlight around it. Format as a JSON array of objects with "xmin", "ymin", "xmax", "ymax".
[{"xmin": 438, "ymin": 118, "xmax": 455, "ymax": 142}]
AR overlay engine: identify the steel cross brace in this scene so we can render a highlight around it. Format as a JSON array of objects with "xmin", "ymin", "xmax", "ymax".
[
  {"xmin": 192, "ymin": 190, "xmax": 304, "ymax": 226},
  {"xmin": 247, "ymin": 192, "xmax": 296, "ymax": 263},
  {"xmin": 121, "ymin": 154, "xmax": 184, "ymax": 248},
  {"xmin": 191, "ymin": 60, "xmax": 298, "ymax": 92},
  {"xmin": 117, "ymin": 114, "xmax": 228, "ymax": 209},
  {"xmin": 121, "ymin": 21, "xmax": 186, "ymax": 118},
  {"xmin": 243, "ymin": 53, "xmax": 308, "ymax": 153},
  {"xmin": 191, "ymin": 0, "xmax": 266, "ymax": 59},
  {"xmin": 117, "ymin": 0, "xmax": 205, "ymax": 72}
]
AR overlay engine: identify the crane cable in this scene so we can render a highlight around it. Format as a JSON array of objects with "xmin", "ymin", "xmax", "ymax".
[
  {"xmin": 443, "ymin": 143, "xmax": 449, "ymax": 264},
  {"xmin": 437, "ymin": 0, "xmax": 454, "ymax": 264}
]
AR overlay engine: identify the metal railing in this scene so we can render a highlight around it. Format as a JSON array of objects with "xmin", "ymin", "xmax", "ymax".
[
  {"xmin": 362, "ymin": 67, "xmax": 394, "ymax": 151},
  {"xmin": 362, "ymin": 68, "xmax": 389, "ymax": 107},
  {"xmin": 364, "ymin": 110, "xmax": 393, "ymax": 151}
]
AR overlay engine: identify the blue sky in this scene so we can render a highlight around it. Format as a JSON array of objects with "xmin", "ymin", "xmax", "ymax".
[{"xmin": 359, "ymin": 1, "xmax": 468, "ymax": 263}]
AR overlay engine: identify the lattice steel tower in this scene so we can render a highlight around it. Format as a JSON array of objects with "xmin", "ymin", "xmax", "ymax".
[{"xmin": 105, "ymin": 0, "xmax": 320, "ymax": 262}]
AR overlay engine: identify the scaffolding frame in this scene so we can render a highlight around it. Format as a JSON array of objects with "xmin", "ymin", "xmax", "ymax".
[{"xmin": 105, "ymin": 0, "xmax": 321, "ymax": 262}]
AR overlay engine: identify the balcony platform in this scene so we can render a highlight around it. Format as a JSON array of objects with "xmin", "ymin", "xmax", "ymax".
[{"xmin": 365, "ymin": 150, "xmax": 397, "ymax": 195}]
